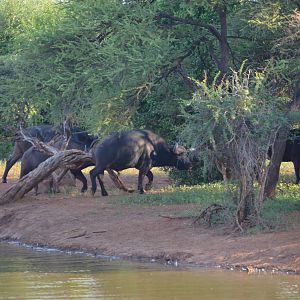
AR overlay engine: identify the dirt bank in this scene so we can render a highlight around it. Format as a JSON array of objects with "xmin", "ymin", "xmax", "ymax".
[{"xmin": 1, "ymin": 173, "xmax": 300, "ymax": 274}]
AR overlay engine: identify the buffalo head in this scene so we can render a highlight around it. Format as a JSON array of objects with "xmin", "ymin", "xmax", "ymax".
[{"xmin": 170, "ymin": 143, "xmax": 192, "ymax": 170}]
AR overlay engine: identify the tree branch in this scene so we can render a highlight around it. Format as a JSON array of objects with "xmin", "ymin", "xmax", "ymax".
[
  {"xmin": 17, "ymin": 127, "xmax": 59, "ymax": 156},
  {"xmin": 156, "ymin": 12, "xmax": 222, "ymax": 41},
  {"xmin": 155, "ymin": 37, "xmax": 208, "ymax": 89},
  {"xmin": 176, "ymin": 63, "xmax": 200, "ymax": 92}
]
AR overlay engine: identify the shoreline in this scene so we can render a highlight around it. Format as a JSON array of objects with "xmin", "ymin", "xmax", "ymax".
[{"xmin": 1, "ymin": 238, "xmax": 298, "ymax": 276}]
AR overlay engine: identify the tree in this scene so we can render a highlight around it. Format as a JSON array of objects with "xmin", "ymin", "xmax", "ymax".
[{"xmin": 0, "ymin": 0, "xmax": 299, "ymax": 220}]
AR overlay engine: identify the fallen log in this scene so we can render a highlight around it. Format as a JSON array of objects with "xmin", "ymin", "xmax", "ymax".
[
  {"xmin": 0, "ymin": 150, "xmax": 93, "ymax": 204},
  {"xmin": 0, "ymin": 121, "xmax": 134, "ymax": 203}
]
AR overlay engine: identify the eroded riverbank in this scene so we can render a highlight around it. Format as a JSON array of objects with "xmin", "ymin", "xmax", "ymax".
[{"xmin": 0, "ymin": 189, "xmax": 300, "ymax": 275}]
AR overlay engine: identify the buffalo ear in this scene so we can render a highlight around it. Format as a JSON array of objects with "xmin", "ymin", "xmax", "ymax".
[{"xmin": 171, "ymin": 143, "xmax": 187, "ymax": 155}]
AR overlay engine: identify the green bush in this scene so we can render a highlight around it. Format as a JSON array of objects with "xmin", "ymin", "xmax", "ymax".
[
  {"xmin": 168, "ymin": 161, "xmax": 222, "ymax": 186},
  {"xmin": 0, "ymin": 139, "xmax": 13, "ymax": 160}
]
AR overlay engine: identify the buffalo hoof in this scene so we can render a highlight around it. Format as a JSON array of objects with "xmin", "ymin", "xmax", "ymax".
[
  {"xmin": 81, "ymin": 188, "xmax": 87, "ymax": 193},
  {"xmin": 91, "ymin": 189, "xmax": 96, "ymax": 196},
  {"xmin": 2, "ymin": 179, "xmax": 7, "ymax": 183},
  {"xmin": 101, "ymin": 191, "xmax": 108, "ymax": 196},
  {"xmin": 139, "ymin": 189, "xmax": 145, "ymax": 194},
  {"xmin": 145, "ymin": 183, "xmax": 153, "ymax": 191},
  {"xmin": 127, "ymin": 189, "xmax": 135, "ymax": 193}
]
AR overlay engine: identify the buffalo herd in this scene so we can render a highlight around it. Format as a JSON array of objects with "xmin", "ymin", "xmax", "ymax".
[
  {"xmin": 1, "ymin": 125, "xmax": 191, "ymax": 196},
  {"xmin": 2, "ymin": 125, "xmax": 300, "ymax": 196}
]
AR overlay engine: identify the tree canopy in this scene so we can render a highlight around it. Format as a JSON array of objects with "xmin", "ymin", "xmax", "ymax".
[{"xmin": 1, "ymin": 0, "xmax": 297, "ymax": 138}]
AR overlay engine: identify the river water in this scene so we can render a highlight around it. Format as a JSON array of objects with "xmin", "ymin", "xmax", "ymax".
[{"xmin": 0, "ymin": 243, "xmax": 300, "ymax": 300}]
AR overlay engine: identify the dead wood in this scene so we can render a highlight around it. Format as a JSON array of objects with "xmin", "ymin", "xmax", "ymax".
[
  {"xmin": 0, "ymin": 120, "xmax": 136, "ymax": 204},
  {"xmin": 0, "ymin": 146, "xmax": 131, "ymax": 203},
  {"xmin": 159, "ymin": 214, "xmax": 191, "ymax": 220},
  {"xmin": 192, "ymin": 203, "xmax": 226, "ymax": 227},
  {"xmin": 66, "ymin": 230, "xmax": 87, "ymax": 239},
  {"xmin": 0, "ymin": 150, "xmax": 94, "ymax": 204}
]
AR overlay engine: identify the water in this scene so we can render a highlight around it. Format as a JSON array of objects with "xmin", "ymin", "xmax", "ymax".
[{"xmin": 0, "ymin": 243, "xmax": 300, "ymax": 300}]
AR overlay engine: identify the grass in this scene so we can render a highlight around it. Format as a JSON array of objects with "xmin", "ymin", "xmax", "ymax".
[
  {"xmin": 112, "ymin": 162, "xmax": 300, "ymax": 231},
  {"xmin": 115, "ymin": 182, "xmax": 232, "ymax": 205},
  {"xmin": 260, "ymin": 181, "xmax": 300, "ymax": 230}
]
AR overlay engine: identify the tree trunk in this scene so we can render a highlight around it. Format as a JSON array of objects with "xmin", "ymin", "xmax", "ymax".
[
  {"xmin": 263, "ymin": 75, "xmax": 300, "ymax": 199},
  {"xmin": 263, "ymin": 127, "xmax": 289, "ymax": 198},
  {"xmin": 237, "ymin": 170, "xmax": 254, "ymax": 225},
  {"xmin": 218, "ymin": 6, "xmax": 229, "ymax": 78}
]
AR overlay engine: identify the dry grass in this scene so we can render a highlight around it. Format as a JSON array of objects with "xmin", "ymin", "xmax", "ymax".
[
  {"xmin": 82, "ymin": 166, "xmax": 165, "ymax": 175},
  {"xmin": 0, "ymin": 161, "xmax": 21, "ymax": 180},
  {"xmin": 0, "ymin": 160, "xmax": 166, "ymax": 181},
  {"xmin": 0, "ymin": 161, "xmax": 295, "ymax": 182},
  {"xmin": 279, "ymin": 162, "xmax": 296, "ymax": 183},
  {"xmin": 0, "ymin": 159, "xmax": 295, "ymax": 182}
]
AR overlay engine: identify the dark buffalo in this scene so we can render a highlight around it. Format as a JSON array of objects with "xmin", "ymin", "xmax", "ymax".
[
  {"xmin": 19, "ymin": 126, "xmax": 97, "ymax": 193},
  {"xmin": 2, "ymin": 125, "xmax": 57, "ymax": 183},
  {"xmin": 2, "ymin": 125, "xmax": 96, "ymax": 184},
  {"xmin": 90, "ymin": 130, "xmax": 192, "ymax": 196},
  {"xmin": 20, "ymin": 147, "xmax": 91, "ymax": 194},
  {"xmin": 268, "ymin": 129, "xmax": 300, "ymax": 183},
  {"xmin": 282, "ymin": 129, "xmax": 300, "ymax": 183}
]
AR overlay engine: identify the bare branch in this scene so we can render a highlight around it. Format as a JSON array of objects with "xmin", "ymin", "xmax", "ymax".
[
  {"xmin": 156, "ymin": 12, "xmax": 222, "ymax": 41},
  {"xmin": 176, "ymin": 63, "xmax": 200, "ymax": 92},
  {"xmin": 0, "ymin": 149, "xmax": 93, "ymax": 204},
  {"xmin": 155, "ymin": 37, "xmax": 208, "ymax": 86},
  {"xmin": 17, "ymin": 127, "xmax": 59, "ymax": 156}
]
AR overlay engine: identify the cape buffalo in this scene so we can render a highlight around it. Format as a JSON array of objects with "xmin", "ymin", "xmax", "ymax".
[
  {"xmin": 90, "ymin": 130, "xmax": 192, "ymax": 196},
  {"xmin": 18, "ymin": 126, "xmax": 97, "ymax": 193},
  {"xmin": 20, "ymin": 147, "xmax": 91, "ymax": 194},
  {"xmin": 19, "ymin": 131, "xmax": 133, "ymax": 194},
  {"xmin": 2, "ymin": 125, "xmax": 95, "ymax": 183},
  {"xmin": 268, "ymin": 129, "xmax": 300, "ymax": 183},
  {"xmin": 282, "ymin": 129, "xmax": 300, "ymax": 183}
]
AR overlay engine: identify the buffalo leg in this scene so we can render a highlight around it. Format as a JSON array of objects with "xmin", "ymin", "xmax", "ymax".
[
  {"xmin": 293, "ymin": 160, "xmax": 300, "ymax": 184},
  {"xmin": 98, "ymin": 175, "xmax": 108, "ymax": 196},
  {"xmin": 107, "ymin": 169, "xmax": 134, "ymax": 193},
  {"xmin": 144, "ymin": 170, "xmax": 154, "ymax": 191},
  {"xmin": 90, "ymin": 167, "xmax": 108, "ymax": 196},
  {"xmin": 138, "ymin": 170, "xmax": 149, "ymax": 194},
  {"xmin": 71, "ymin": 170, "xmax": 88, "ymax": 193},
  {"xmin": 49, "ymin": 176, "xmax": 56, "ymax": 194},
  {"xmin": 34, "ymin": 185, "xmax": 39, "ymax": 195},
  {"xmin": 56, "ymin": 169, "xmax": 69, "ymax": 185},
  {"xmin": 2, "ymin": 147, "xmax": 23, "ymax": 183}
]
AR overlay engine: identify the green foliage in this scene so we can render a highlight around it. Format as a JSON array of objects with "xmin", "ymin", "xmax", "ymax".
[
  {"xmin": 0, "ymin": 138, "xmax": 13, "ymax": 160},
  {"xmin": 0, "ymin": 0, "xmax": 298, "ymax": 228},
  {"xmin": 181, "ymin": 67, "xmax": 289, "ymax": 165},
  {"xmin": 259, "ymin": 183, "xmax": 300, "ymax": 231},
  {"xmin": 169, "ymin": 161, "xmax": 222, "ymax": 185},
  {"xmin": 0, "ymin": 0, "xmax": 298, "ymax": 164}
]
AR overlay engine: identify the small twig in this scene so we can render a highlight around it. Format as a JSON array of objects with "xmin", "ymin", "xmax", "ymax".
[
  {"xmin": 66, "ymin": 230, "xmax": 87, "ymax": 239},
  {"xmin": 159, "ymin": 214, "xmax": 191, "ymax": 220}
]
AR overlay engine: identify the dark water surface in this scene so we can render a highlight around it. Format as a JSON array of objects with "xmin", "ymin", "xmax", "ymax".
[{"xmin": 0, "ymin": 243, "xmax": 300, "ymax": 300}]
